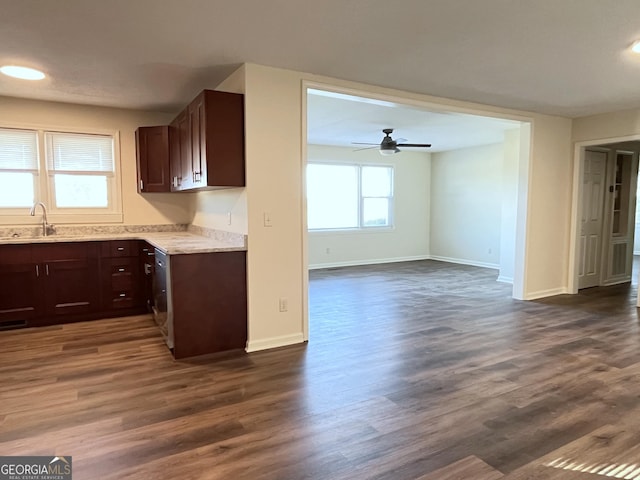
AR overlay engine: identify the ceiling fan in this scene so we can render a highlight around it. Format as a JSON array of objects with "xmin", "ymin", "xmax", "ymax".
[{"xmin": 353, "ymin": 128, "xmax": 432, "ymax": 156}]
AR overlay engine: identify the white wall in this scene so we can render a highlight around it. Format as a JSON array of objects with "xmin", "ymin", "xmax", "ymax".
[
  {"xmin": 307, "ymin": 144, "xmax": 430, "ymax": 268},
  {"xmin": 430, "ymin": 143, "xmax": 503, "ymax": 268},
  {"xmin": 572, "ymin": 111, "xmax": 640, "ymax": 282},
  {"xmin": 499, "ymin": 128, "xmax": 521, "ymax": 283},
  {"xmin": 521, "ymin": 115, "xmax": 572, "ymax": 298},
  {"xmin": 0, "ymin": 96, "xmax": 193, "ymax": 226},
  {"xmin": 1, "ymin": 64, "xmax": 577, "ymax": 353},
  {"xmin": 189, "ymin": 62, "xmax": 574, "ymax": 351},
  {"xmin": 192, "ymin": 66, "xmax": 248, "ymax": 235},
  {"xmin": 572, "ymin": 108, "xmax": 640, "ymax": 142}
]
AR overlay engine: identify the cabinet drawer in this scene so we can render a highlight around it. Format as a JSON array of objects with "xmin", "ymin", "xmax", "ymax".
[
  {"xmin": 108, "ymin": 257, "xmax": 137, "ymax": 275},
  {"xmin": 102, "ymin": 240, "xmax": 137, "ymax": 258},
  {"xmin": 110, "ymin": 293, "xmax": 136, "ymax": 309},
  {"xmin": 111, "ymin": 273, "xmax": 134, "ymax": 291}
]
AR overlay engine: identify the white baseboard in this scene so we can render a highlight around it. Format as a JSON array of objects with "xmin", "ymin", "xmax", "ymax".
[
  {"xmin": 497, "ymin": 275, "xmax": 514, "ymax": 284},
  {"xmin": 246, "ymin": 332, "xmax": 306, "ymax": 353},
  {"xmin": 524, "ymin": 287, "xmax": 568, "ymax": 300},
  {"xmin": 308, "ymin": 255, "xmax": 430, "ymax": 270},
  {"xmin": 429, "ymin": 255, "xmax": 500, "ymax": 270}
]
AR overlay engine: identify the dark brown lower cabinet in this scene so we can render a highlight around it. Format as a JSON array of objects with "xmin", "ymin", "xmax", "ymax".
[
  {"xmin": 0, "ymin": 245, "xmax": 40, "ymax": 327},
  {"xmin": 0, "ymin": 241, "xmax": 145, "ymax": 329},
  {"xmin": 99, "ymin": 240, "xmax": 147, "ymax": 315},
  {"xmin": 29, "ymin": 242, "xmax": 101, "ymax": 327},
  {"xmin": 0, "ymin": 241, "xmax": 247, "ymax": 358},
  {"xmin": 170, "ymin": 251, "xmax": 247, "ymax": 359},
  {"xmin": 43, "ymin": 258, "xmax": 100, "ymax": 320}
]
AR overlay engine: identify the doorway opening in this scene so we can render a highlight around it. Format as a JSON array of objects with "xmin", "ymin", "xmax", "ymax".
[
  {"xmin": 572, "ymin": 139, "xmax": 640, "ymax": 293},
  {"xmin": 302, "ymin": 81, "xmax": 533, "ymax": 336}
]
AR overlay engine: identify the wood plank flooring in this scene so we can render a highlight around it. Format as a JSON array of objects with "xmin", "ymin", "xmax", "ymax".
[{"xmin": 2, "ymin": 259, "xmax": 640, "ymax": 479}]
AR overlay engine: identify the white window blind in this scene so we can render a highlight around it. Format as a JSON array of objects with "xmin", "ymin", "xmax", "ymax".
[
  {"xmin": 0, "ymin": 128, "xmax": 38, "ymax": 171},
  {"xmin": 46, "ymin": 132, "xmax": 114, "ymax": 173}
]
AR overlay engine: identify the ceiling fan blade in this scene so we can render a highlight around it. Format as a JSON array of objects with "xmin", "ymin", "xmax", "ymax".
[
  {"xmin": 352, "ymin": 142, "xmax": 380, "ymax": 146},
  {"xmin": 395, "ymin": 138, "xmax": 407, "ymax": 143},
  {"xmin": 353, "ymin": 145, "xmax": 379, "ymax": 152},
  {"xmin": 397, "ymin": 143, "xmax": 432, "ymax": 148}
]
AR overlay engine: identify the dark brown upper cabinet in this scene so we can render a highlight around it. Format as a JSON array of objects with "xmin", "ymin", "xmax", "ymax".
[
  {"xmin": 169, "ymin": 90, "xmax": 245, "ymax": 192},
  {"xmin": 136, "ymin": 125, "xmax": 171, "ymax": 193},
  {"xmin": 136, "ymin": 90, "xmax": 245, "ymax": 193}
]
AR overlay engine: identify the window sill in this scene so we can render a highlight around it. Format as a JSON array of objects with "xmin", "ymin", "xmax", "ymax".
[
  {"xmin": 0, "ymin": 213, "xmax": 123, "ymax": 225},
  {"xmin": 309, "ymin": 226, "xmax": 395, "ymax": 236}
]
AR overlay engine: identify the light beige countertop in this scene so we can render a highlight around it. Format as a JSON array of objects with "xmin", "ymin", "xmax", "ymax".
[{"xmin": 0, "ymin": 225, "xmax": 247, "ymax": 255}]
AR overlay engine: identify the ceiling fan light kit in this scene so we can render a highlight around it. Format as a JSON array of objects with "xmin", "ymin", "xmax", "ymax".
[
  {"xmin": 380, "ymin": 146, "xmax": 400, "ymax": 156},
  {"xmin": 352, "ymin": 128, "xmax": 431, "ymax": 155}
]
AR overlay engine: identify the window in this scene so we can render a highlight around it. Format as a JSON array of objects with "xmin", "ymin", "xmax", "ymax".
[
  {"xmin": 307, "ymin": 163, "xmax": 393, "ymax": 230},
  {"xmin": 0, "ymin": 127, "xmax": 121, "ymax": 222},
  {"xmin": 0, "ymin": 128, "xmax": 38, "ymax": 208},
  {"xmin": 46, "ymin": 132, "xmax": 115, "ymax": 209}
]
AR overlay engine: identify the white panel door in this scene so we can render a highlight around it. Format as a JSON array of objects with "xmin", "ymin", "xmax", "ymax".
[{"xmin": 579, "ymin": 150, "xmax": 607, "ymax": 289}]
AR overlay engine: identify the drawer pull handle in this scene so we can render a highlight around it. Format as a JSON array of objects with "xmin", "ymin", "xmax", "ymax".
[
  {"xmin": 119, "ymin": 293, "xmax": 126, "ymax": 297},
  {"xmin": 117, "ymin": 247, "xmax": 125, "ymax": 251},
  {"xmin": 118, "ymin": 268, "xmax": 125, "ymax": 272}
]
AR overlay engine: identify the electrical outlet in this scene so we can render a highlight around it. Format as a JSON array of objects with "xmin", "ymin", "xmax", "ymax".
[
  {"xmin": 227, "ymin": 212, "xmax": 232, "ymax": 225},
  {"xmin": 279, "ymin": 297, "xmax": 288, "ymax": 312}
]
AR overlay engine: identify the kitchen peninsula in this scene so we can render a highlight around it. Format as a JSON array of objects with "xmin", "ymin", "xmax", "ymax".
[{"xmin": 0, "ymin": 224, "xmax": 247, "ymax": 359}]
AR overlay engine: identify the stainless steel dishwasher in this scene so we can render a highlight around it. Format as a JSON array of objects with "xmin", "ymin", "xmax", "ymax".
[{"xmin": 152, "ymin": 248, "xmax": 174, "ymax": 350}]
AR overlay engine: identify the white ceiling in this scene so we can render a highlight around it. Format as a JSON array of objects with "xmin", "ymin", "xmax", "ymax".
[
  {"xmin": 307, "ymin": 90, "xmax": 521, "ymax": 152},
  {"xmin": 2, "ymin": 1, "xmax": 640, "ymax": 124}
]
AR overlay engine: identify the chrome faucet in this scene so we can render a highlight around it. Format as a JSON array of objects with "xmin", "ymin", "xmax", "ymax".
[{"xmin": 29, "ymin": 202, "xmax": 54, "ymax": 236}]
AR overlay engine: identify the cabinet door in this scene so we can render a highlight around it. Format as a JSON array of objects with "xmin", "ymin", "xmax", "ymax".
[
  {"xmin": 34, "ymin": 242, "xmax": 100, "ymax": 320},
  {"xmin": 136, "ymin": 126, "xmax": 170, "ymax": 192},
  {"xmin": 202, "ymin": 90, "xmax": 245, "ymax": 187},
  {"xmin": 0, "ymin": 263, "xmax": 41, "ymax": 324},
  {"xmin": 139, "ymin": 243, "xmax": 155, "ymax": 311},
  {"xmin": 0, "ymin": 245, "xmax": 41, "ymax": 325},
  {"xmin": 169, "ymin": 110, "xmax": 192, "ymax": 191},
  {"xmin": 178, "ymin": 110, "xmax": 193, "ymax": 190},
  {"xmin": 169, "ymin": 122, "xmax": 181, "ymax": 192},
  {"xmin": 44, "ymin": 258, "xmax": 100, "ymax": 318},
  {"xmin": 190, "ymin": 93, "xmax": 206, "ymax": 186}
]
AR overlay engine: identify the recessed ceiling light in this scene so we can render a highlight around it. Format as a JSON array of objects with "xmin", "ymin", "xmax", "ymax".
[
  {"xmin": 631, "ymin": 41, "xmax": 640, "ymax": 54},
  {"xmin": 0, "ymin": 65, "xmax": 46, "ymax": 80}
]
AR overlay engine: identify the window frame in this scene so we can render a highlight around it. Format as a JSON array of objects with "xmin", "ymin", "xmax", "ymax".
[
  {"xmin": 0, "ymin": 123, "xmax": 123, "ymax": 224},
  {"xmin": 0, "ymin": 127, "xmax": 40, "ymax": 213},
  {"xmin": 307, "ymin": 161, "xmax": 395, "ymax": 232}
]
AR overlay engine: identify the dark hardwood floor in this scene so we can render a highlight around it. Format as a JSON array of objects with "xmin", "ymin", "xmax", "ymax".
[{"xmin": 2, "ymin": 259, "xmax": 640, "ymax": 479}]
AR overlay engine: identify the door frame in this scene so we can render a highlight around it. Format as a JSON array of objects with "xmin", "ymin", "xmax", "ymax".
[
  {"xmin": 577, "ymin": 148, "xmax": 608, "ymax": 289},
  {"xmin": 301, "ymin": 80, "xmax": 533, "ymax": 307},
  {"xmin": 569, "ymin": 133, "xmax": 640, "ymax": 294}
]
